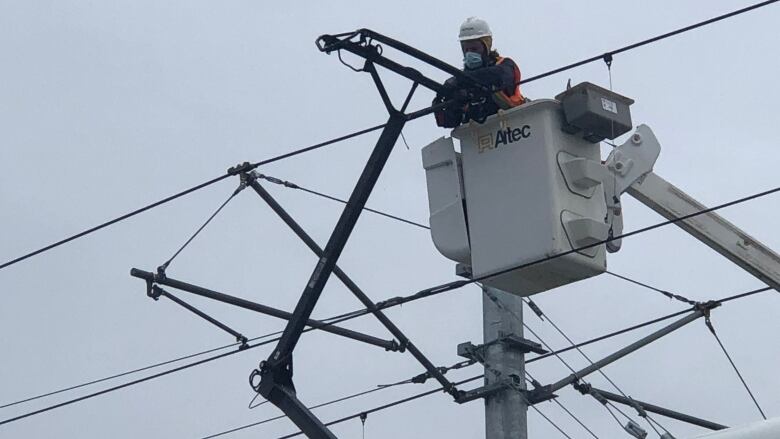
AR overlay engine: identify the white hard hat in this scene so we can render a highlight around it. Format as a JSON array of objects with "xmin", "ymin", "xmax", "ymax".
[{"xmin": 458, "ymin": 17, "xmax": 492, "ymax": 41}]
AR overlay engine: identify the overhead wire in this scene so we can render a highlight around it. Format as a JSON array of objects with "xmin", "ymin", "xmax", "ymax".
[
  {"xmin": 255, "ymin": 171, "xmax": 723, "ymax": 307},
  {"xmin": 3, "ymin": 2, "xmax": 779, "ymax": 432},
  {"xmin": 0, "ymin": 124, "xmax": 387, "ymax": 272},
  {"xmin": 520, "ymin": 0, "xmax": 780, "ymax": 85},
  {"xmin": 526, "ymin": 372, "xmax": 601, "ymax": 439},
  {"xmin": 5, "ymin": 0, "xmax": 778, "ymax": 273},
  {"xmin": 2, "ymin": 284, "xmax": 770, "ymax": 427},
  {"xmin": 201, "ymin": 359, "xmax": 477, "ymax": 438},
  {"xmin": 484, "ymin": 287, "xmax": 671, "ymax": 436},
  {"xmin": 520, "ymin": 296, "xmax": 673, "ymax": 435}
]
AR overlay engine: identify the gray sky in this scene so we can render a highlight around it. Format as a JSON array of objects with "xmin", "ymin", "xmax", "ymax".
[{"xmin": 1, "ymin": 1, "xmax": 779, "ymax": 438}]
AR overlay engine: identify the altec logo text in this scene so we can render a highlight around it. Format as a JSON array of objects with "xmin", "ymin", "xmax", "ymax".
[{"xmin": 478, "ymin": 124, "xmax": 531, "ymax": 153}]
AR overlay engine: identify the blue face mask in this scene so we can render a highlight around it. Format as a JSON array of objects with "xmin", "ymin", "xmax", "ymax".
[{"xmin": 463, "ymin": 51, "xmax": 483, "ymax": 70}]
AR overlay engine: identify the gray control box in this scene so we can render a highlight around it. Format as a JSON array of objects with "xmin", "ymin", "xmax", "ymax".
[{"xmin": 555, "ymin": 82, "xmax": 634, "ymax": 143}]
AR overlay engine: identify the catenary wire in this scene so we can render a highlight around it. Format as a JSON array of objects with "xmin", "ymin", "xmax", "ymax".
[
  {"xmin": 271, "ymin": 374, "xmax": 574, "ymax": 439},
  {"xmin": 484, "ymin": 287, "xmax": 671, "ymax": 436},
  {"xmin": 0, "ymin": 124, "xmax": 387, "ymax": 272},
  {"xmin": 6, "ymin": 0, "xmax": 778, "ymax": 273},
  {"xmin": 201, "ymin": 359, "xmax": 476, "ymax": 438},
  {"xmin": 520, "ymin": 296, "xmax": 673, "ymax": 435},
  {"xmin": 520, "ymin": 0, "xmax": 780, "ymax": 85},
  {"xmin": 256, "ymin": 172, "xmax": 709, "ymax": 306},
  {"xmin": 2, "ymin": 285, "xmax": 769, "ymax": 427}
]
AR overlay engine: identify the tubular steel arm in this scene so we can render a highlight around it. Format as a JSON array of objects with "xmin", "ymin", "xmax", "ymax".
[
  {"xmin": 130, "ymin": 269, "xmax": 398, "ymax": 352},
  {"xmin": 574, "ymin": 383, "xmax": 728, "ymax": 431},
  {"xmin": 245, "ymin": 175, "xmax": 459, "ymax": 395},
  {"xmin": 527, "ymin": 304, "xmax": 717, "ymax": 403},
  {"xmin": 253, "ymin": 29, "xmax": 479, "ymax": 439}
]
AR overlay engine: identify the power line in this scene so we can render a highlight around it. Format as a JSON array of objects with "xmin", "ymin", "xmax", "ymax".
[
  {"xmin": 526, "ymin": 372, "xmax": 600, "ymax": 439},
  {"xmin": 201, "ymin": 359, "xmax": 476, "ymax": 438},
  {"xmin": 522, "ymin": 297, "xmax": 673, "ymax": 435},
  {"xmin": 6, "ymin": 1, "xmax": 777, "ymax": 275},
  {"xmin": 0, "ymin": 124, "xmax": 387, "ymax": 272},
  {"xmin": 0, "ymin": 284, "xmax": 732, "ymax": 427},
  {"xmin": 520, "ymin": 0, "xmax": 780, "ymax": 84},
  {"xmin": 255, "ymin": 174, "xmax": 430, "ymax": 230},
  {"xmin": 256, "ymin": 171, "xmax": 772, "ymax": 309},
  {"xmin": 605, "ymin": 270, "xmax": 697, "ymax": 306},
  {"xmin": 2, "ymin": 284, "xmax": 768, "ymax": 428}
]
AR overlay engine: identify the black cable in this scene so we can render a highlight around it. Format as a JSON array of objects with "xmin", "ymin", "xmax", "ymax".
[
  {"xmin": 201, "ymin": 358, "xmax": 477, "ymax": 438},
  {"xmin": 4, "ymin": 0, "xmax": 778, "ymax": 274},
  {"xmin": 704, "ymin": 317, "xmax": 767, "ymax": 420},
  {"xmin": 0, "ymin": 340, "xmax": 241, "ymax": 410},
  {"xmin": 605, "ymin": 270, "xmax": 696, "ymax": 306},
  {"xmin": 256, "ymin": 171, "xmax": 776, "ymax": 308},
  {"xmin": 0, "ymin": 286, "xmax": 709, "ymax": 427},
  {"xmin": 526, "ymin": 372, "xmax": 600, "ymax": 439},
  {"xmin": 256, "ymin": 174, "xmax": 430, "ymax": 230},
  {"xmin": 530, "ymin": 405, "xmax": 574, "ymax": 439},
  {"xmin": 717, "ymin": 286, "xmax": 774, "ymax": 303},
  {"xmin": 520, "ymin": 0, "xmax": 780, "ymax": 85},
  {"xmin": 0, "ymin": 124, "xmax": 387, "ymax": 272},
  {"xmin": 248, "ymin": 124, "xmax": 386, "ymax": 169},
  {"xmin": 4, "ymin": 282, "xmax": 768, "ymax": 428},
  {"xmin": 159, "ymin": 185, "xmax": 244, "ymax": 272},
  {"xmin": 275, "ymin": 375, "xmax": 484, "ymax": 439},
  {"xmin": 522, "ymin": 297, "xmax": 673, "ymax": 435},
  {"xmin": 5, "ymin": 0, "xmax": 778, "ymax": 274},
  {"xmin": 0, "ymin": 173, "xmax": 231, "ymax": 271}
]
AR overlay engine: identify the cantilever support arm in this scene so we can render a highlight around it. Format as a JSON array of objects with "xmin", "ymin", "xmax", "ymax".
[
  {"xmin": 245, "ymin": 175, "xmax": 459, "ymax": 395},
  {"xmin": 130, "ymin": 268, "xmax": 398, "ymax": 352},
  {"xmin": 527, "ymin": 304, "xmax": 715, "ymax": 403},
  {"xmin": 150, "ymin": 285, "xmax": 247, "ymax": 344},
  {"xmin": 574, "ymin": 383, "xmax": 728, "ymax": 431},
  {"xmin": 628, "ymin": 171, "xmax": 780, "ymax": 292}
]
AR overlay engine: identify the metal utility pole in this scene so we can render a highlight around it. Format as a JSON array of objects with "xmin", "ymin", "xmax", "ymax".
[{"xmin": 482, "ymin": 286, "xmax": 528, "ymax": 439}]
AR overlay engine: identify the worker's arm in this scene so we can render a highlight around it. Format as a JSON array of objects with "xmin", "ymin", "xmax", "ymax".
[{"xmin": 467, "ymin": 57, "xmax": 517, "ymax": 93}]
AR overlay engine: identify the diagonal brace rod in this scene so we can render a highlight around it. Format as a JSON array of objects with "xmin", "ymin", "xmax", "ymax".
[
  {"xmin": 528, "ymin": 305, "xmax": 716, "ymax": 402},
  {"xmin": 152, "ymin": 285, "xmax": 247, "ymax": 344},
  {"xmin": 575, "ymin": 383, "xmax": 728, "ymax": 431},
  {"xmin": 246, "ymin": 176, "xmax": 458, "ymax": 394},
  {"xmin": 130, "ymin": 268, "xmax": 398, "ymax": 351}
]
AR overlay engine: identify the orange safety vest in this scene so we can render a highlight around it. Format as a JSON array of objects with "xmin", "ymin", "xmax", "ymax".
[{"xmin": 492, "ymin": 57, "xmax": 525, "ymax": 109}]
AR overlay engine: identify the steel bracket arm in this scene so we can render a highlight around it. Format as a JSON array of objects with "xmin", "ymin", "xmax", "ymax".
[{"xmin": 316, "ymin": 28, "xmax": 491, "ymax": 94}]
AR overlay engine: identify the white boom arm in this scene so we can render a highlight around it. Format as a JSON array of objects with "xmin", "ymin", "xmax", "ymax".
[
  {"xmin": 628, "ymin": 172, "xmax": 780, "ymax": 291},
  {"xmin": 605, "ymin": 125, "xmax": 780, "ymax": 292}
]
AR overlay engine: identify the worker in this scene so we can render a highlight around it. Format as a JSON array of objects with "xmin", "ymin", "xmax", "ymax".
[{"xmin": 434, "ymin": 17, "xmax": 525, "ymax": 128}]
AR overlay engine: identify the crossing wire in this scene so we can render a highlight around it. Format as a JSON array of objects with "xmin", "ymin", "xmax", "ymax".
[
  {"xmin": 256, "ymin": 172, "xmax": 698, "ymax": 306},
  {"xmin": 521, "ymin": 296, "xmax": 673, "ymax": 435},
  {"xmin": 526, "ymin": 372, "xmax": 600, "ymax": 439},
  {"xmin": 4, "ymin": 0, "xmax": 778, "ymax": 273},
  {"xmin": 484, "ymin": 287, "xmax": 671, "ymax": 437},
  {"xmin": 201, "ymin": 359, "xmax": 476, "ymax": 438},
  {"xmin": 1, "ymin": 285, "xmax": 770, "ymax": 428}
]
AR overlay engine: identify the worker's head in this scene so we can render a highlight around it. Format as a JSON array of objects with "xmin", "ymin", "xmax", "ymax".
[{"xmin": 458, "ymin": 17, "xmax": 493, "ymax": 70}]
